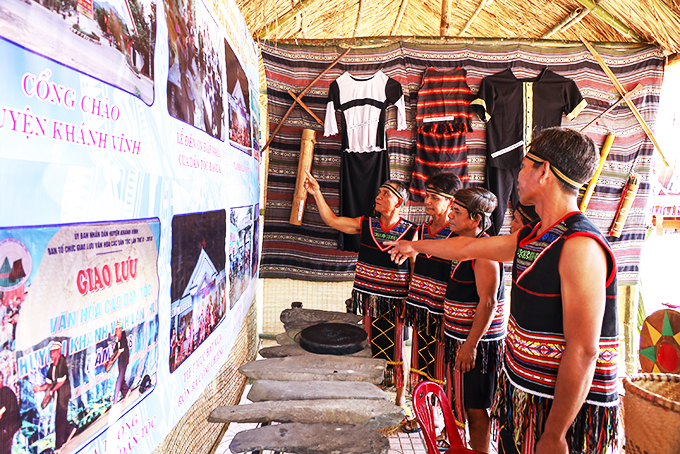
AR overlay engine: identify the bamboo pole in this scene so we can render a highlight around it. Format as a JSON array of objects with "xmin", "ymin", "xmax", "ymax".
[
  {"xmin": 579, "ymin": 84, "xmax": 643, "ymax": 133},
  {"xmin": 622, "ymin": 284, "xmax": 640, "ymax": 375},
  {"xmin": 580, "ymin": 133, "xmax": 615, "ymax": 212},
  {"xmin": 354, "ymin": 0, "xmax": 366, "ymax": 37},
  {"xmin": 265, "ymin": 36, "xmax": 651, "ymax": 49},
  {"xmin": 290, "ymin": 129, "xmax": 316, "ymax": 225},
  {"xmin": 287, "ymin": 90, "xmax": 324, "ymax": 127},
  {"xmin": 574, "ymin": 0, "xmax": 643, "ymax": 41},
  {"xmin": 609, "ymin": 172, "xmax": 641, "ymax": 238},
  {"xmin": 391, "ymin": 0, "xmax": 409, "ymax": 35},
  {"xmin": 582, "ymin": 38, "xmax": 669, "ymax": 166},
  {"xmin": 440, "ymin": 0, "xmax": 451, "ymax": 36},
  {"xmin": 542, "ymin": 7, "xmax": 584, "ymax": 39},
  {"xmin": 458, "ymin": 0, "xmax": 493, "ymax": 37}
]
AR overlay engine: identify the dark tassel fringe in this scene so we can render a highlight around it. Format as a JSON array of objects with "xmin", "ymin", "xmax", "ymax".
[
  {"xmin": 444, "ymin": 337, "xmax": 503, "ymax": 375},
  {"xmin": 493, "ymin": 372, "xmax": 620, "ymax": 454},
  {"xmin": 351, "ymin": 290, "xmax": 402, "ymax": 321},
  {"xmin": 419, "ymin": 120, "xmax": 473, "ymax": 135},
  {"xmin": 403, "ymin": 304, "xmax": 443, "ymax": 337}
]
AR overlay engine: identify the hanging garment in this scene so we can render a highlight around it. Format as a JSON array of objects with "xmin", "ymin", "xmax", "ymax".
[
  {"xmin": 471, "ymin": 67, "xmax": 587, "ymax": 234},
  {"xmin": 410, "ymin": 67, "xmax": 474, "ymax": 202},
  {"xmin": 494, "ymin": 212, "xmax": 620, "ymax": 454},
  {"xmin": 325, "ymin": 71, "xmax": 407, "ymax": 251}
]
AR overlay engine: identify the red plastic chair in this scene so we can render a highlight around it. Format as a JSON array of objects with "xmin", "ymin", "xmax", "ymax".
[{"xmin": 412, "ymin": 381, "xmax": 483, "ymax": 454}]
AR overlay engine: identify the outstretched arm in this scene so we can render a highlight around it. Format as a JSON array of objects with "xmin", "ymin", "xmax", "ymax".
[
  {"xmin": 535, "ymin": 236, "xmax": 608, "ymax": 454},
  {"xmin": 386, "ymin": 232, "xmax": 518, "ymax": 265},
  {"xmin": 304, "ymin": 171, "xmax": 361, "ymax": 235}
]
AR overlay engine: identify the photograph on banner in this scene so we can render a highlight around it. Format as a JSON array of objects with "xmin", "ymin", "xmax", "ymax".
[
  {"xmin": 165, "ymin": 0, "xmax": 225, "ymax": 140},
  {"xmin": 225, "ymin": 38, "xmax": 251, "ymax": 153},
  {"xmin": 0, "ymin": 0, "xmax": 156, "ymax": 105},
  {"xmin": 0, "ymin": 219, "xmax": 160, "ymax": 454},
  {"xmin": 169, "ymin": 210, "xmax": 227, "ymax": 373},
  {"xmin": 251, "ymin": 203, "xmax": 259, "ymax": 278},
  {"xmin": 250, "ymin": 89, "xmax": 261, "ymax": 159},
  {"xmin": 229, "ymin": 206, "xmax": 253, "ymax": 309}
]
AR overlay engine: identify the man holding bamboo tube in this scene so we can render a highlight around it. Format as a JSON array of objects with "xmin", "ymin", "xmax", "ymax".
[
  {"xmin": 386, "ymin": 127, "xmax": 620, "ymax": 454},
  {"xmin": 304, "ymin": 172, "xmax": 417, "ymax": 410}
]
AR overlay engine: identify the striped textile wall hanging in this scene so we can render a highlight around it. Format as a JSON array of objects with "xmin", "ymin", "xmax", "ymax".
[{"xmin": 260, "ymin": 40, "xmax": 664, "ymax": 285}]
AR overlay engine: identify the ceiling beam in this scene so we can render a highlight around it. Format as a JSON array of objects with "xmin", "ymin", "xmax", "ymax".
[
  {"xmin": 257, "ymin": 0, "xmax": 325, "ymax": 39},
  {"xmin": 265, "ymin": 35, "xmax": 651, "ymax": 49},
  {"xmin": 354, "ymin": 0, "xmax": 366, "ymax": 37},
  {"xmin": 391, "ymin": 0, "xmax": 409, "ymax": 35},
  {"xmin": 543, "ymin": 7, "xmax": 588, "ymax": 38},
  {"xmin": 573, "ymin": 0, "xmax": 643, "ymax": 41},
  {"xmin": 458, "ymin": 0, "xmax": 494, "ymax": 36}
]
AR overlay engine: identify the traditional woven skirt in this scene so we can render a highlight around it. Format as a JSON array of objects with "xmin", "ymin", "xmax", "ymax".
[
  {"xmin": 351, "ymin": 290, "xmax": 405, "ymax": 388},
  {"xmin": 405, "ymin": 304, "xmax": 446, "ymax": 391},
  {"xmin": 492, "ymin": 371, "xmax": 620, "ymax": 454}
]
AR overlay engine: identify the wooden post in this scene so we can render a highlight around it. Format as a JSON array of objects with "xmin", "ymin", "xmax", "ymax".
[
  {"xmin": 289, "ymin": 129, "xmax": 316, "ymax": 225},
  {"xmin": 622, "ymin": 284, "xmax": 640, "ymax": 374}
]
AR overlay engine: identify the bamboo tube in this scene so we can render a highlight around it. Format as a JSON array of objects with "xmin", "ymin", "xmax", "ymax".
[
  {"xmin": 609, "ymin": 172, "xmax": 640, "ymax": 237},
  {"xmin": 580, "ymin": 133, "xmax": 615, "ymax": 212},
  {"xmin": 289, "ymin": 129, "xmax": 316, "ymax": 225}
]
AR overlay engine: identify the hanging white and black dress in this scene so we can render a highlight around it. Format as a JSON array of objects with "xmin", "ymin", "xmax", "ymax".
[{"xmin": 325, "ymin": 70, "xmax": 407, "ymax": 251}]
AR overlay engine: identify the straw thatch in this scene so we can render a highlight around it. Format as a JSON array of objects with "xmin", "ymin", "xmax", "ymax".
[{"xmin": 237, "ymin": 0, "xmax": 680, "ymax": 55}]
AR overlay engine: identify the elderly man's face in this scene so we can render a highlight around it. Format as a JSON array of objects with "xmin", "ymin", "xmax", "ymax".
[
  {"xmin": 115, "ymin": 326, "xmax": 122, "ymax": 339},
  {"xmin": 50, "ymin": 348, "xmax": 61, "ymax": 363}
]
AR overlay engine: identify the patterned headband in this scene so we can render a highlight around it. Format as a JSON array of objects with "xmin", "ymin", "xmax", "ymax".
[
  {"xmin": 525, "ymin": 152, "xmax": 583, "ymax": 189},
  {"xmin": 454, "ymin": 199, "xmax": 492, "ymax": 217},
  {"xmin": 380, "ymin": 183, "xmax": 403, "ymax": 199},
  {"xmin": 426, "ymin": 187, "xmax": 454, "ymax": 199}
]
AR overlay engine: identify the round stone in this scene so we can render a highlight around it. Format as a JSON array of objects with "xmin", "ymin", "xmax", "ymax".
[{"xmin": 299, "ymin": 322, "xmax": 368, "ymax": 355}]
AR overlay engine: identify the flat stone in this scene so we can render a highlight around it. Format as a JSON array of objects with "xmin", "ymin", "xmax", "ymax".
[
  {"xmin": 281, "ymin": 308, "xmax": 363, "ymax": 331},
  {"xmin": 276, "ymin": 330, "xmax": 302, "ymax": 346},
  {"xmin": 260, "ymin": 343, "xmax": 372, "ymax": 358},
  {"xmin": 247, "ymin": 380, "xmax": 390, "ymax": 402},
  {"xmin": 239, "ymin": 355, "xmax": 386, "ymax": 384},
  {"xmin": 229, "ymin": 423, "xmax": 390, "ymax": 454},
  {"xmin": 208, "ymin": 399, "xmax": 405, "ymax": 430}
]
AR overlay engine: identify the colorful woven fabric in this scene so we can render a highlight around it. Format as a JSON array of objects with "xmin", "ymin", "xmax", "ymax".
[
  {"xmin": 260, "ymin": 41, "xmax": 663, "ymax": 284},
  {"xmin": 508, "ymin": 212, "xmax": 620, "ymax": 405}
]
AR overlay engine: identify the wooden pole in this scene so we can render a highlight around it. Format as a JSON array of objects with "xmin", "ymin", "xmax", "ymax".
[
  {"xmin": 579, "ymin": 84, "xmax": 643, "ymax": 133},
  {"xmin": 574, "ymin": 0, "xmax": 643, "ymax": 41},
  {"xmin": 457, "ymin": 0, "xmax": 493, "ymax": 36},
  {"xmin": 262, "ymin": 46, "xmax": 352, "ymax": 153},
  {"xmin": 289, "ymin": 129, "xmax": 316, "ymax": 225},
  {"xmin": 580, "ymin": 133, "xmax": 615, "ymax": 212},
  {"xmin": 287, "ymin": 90, "xmax": 324, "ymax": 127},
  {"xmin": 622, "ymin": 284, "xmax": 640, "ymax": 374},
  {"xmin": 440, "ymin": 0, "xmax": 451, "ymax": 36},
  {"xmin": 582, "ymin": 38, "xmax": 669, "ymax": 166}
]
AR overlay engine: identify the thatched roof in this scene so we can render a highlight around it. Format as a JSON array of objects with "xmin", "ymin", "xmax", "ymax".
[{"xmin": 236, "ymin": 0, "xmax": 680, "ymax": 56}]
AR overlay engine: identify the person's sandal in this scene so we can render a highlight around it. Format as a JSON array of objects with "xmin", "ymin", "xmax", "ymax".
[
  {"xmin": 402, "ymin": 418, "xmax": 421, "ymax": 433},
  {"xmin": 437, "ymin": 438, "xmax": 450, "ymax": 451}
]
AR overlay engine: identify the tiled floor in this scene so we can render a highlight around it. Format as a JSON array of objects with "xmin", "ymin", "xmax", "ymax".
[{"xmin": 213, "ymin": 383, "xmax": 428, "ymax": 454}]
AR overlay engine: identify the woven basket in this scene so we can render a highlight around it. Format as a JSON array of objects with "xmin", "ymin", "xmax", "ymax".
[{"xmin": 623, "ymin": 373, "xmax": 680, "ymax": 454}]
